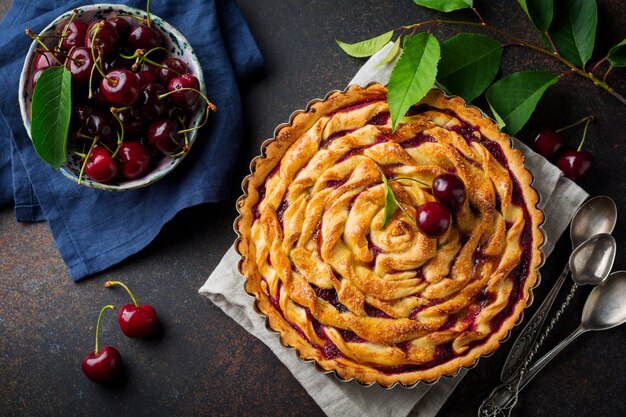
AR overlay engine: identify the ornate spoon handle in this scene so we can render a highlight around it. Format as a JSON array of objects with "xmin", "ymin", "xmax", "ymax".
[{"xmin": 500, "ymin": 264, "xmax": 570, "ymax": 382}]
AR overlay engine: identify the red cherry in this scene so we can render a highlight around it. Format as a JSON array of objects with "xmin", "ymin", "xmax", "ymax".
[
  {"xmin": 531, "ymin": 128, "xmax": 564, "ymax": 159},
  {"xmin": 127, "ymin": 25, "xmax": 162, "ymax": 51},
  {"xmin": 85, "ymin": 20, "xmax": 119, "ymax": 59},
  {"xmin": 81, "ymin": 305, "xmax": 122, "ymax": 384},
  {"xmin": 105, "ymin": 281, "xmax": 158, "ymax": 338},
  {"xmin": 136, "ymin": 70, "xmax": 157, "ymax": 88},
  {"xmin": 82, "ymin": 345, "xmax": 123, "ymax": 384},
  {"xmin": 34, "ymin": 51, "xmax": 60, "ymax": 71},
  {"xmin": 106, "ymin": 16, "xmax": 131, "ymax": 40},
  {"xmin": 432, "ymin": 173, "xmax": 466, "ymax": 210},
  {"xmin": 60, "ymin": 20, "xmax": 87, "ymax": 52},
  {"xmin": 64, "ymin": 46, "xmax": 95, "ymax": 88},
  {"xmin": 557, "ymin": 149, "xmax": 593, "ymax": 181},
  {"xmin": 147, "ymin": 119, "xmax": 183, "ymax": 154},
  {"xmin": 138, "ymin": 83, "xmax": 168, "ymax": 121},
  {"xmin": 85, "ymin": 146, "xmax": 119, "ymax": 183},
  {"xmin": 100, "ymin": 69, "xmax": 140, "ymax": 106},
  {"xmin": 118, "ymin": 142, "xmax": 151, "ymax": 180},
  {"xmin": 157, "ymin": 57, "xmax": 188, "ymax": 86},
  {"xmin": 416, "ymin": 202, "xmax": 451, "ymax": 238},
  {"xmin": 168, "ymin": 73, "xmax": 200, "ymax": 108}
]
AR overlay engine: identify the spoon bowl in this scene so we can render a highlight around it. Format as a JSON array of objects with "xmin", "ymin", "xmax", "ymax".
[
  {"xmin": 582, "ymin": 270, "xmax": 626, "ymax": 331},
  {"xmin": 570, "ymin": 196, "xmax": 617, "ymax": 249},
  {"xmin": 569, "ymin": 233, "xmax": 616, "ymax": 286}
]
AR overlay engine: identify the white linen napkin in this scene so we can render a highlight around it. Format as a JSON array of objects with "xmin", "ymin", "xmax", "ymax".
[{"xmin": 199, "ymin": 43, "xmax": 589, "ymax": 417}]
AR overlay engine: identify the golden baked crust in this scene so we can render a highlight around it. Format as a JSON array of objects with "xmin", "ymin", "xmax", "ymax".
[{"xmin": 236, "ymin": 83, "xmax": 544, "ymax": 387}]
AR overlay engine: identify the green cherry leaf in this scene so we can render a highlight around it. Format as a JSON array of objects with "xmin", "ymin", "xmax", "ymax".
[
  {"xmin": 336, "ymin": 30, "xmax": 394, "ymax": 58},
  {"xmin": 486, "ymin": 71, "xmax": 558, "ymax": 135},
  {"xmin": 30, "ymin": 66, "xmax": 72, "ymax": 169},
  {"xmin": 545, "ymin": 0, "xmax": 597, "ymax": 67},
  {"xmin": 413, "ymin": 0, "xmax": 473, "ymax": 12},
  {"xmin": 388, "ymin": 32, "xmax": 440, "ymax": 131},
  {"xmin": 437, "ymin": 33, "xmax": 502, "ymax": 103},
  {"xmin": 517, "ymin": 0, "xmax": 553, "ymax": 32},
  {"xmin": 608, "ymin": 38, "xmax": 626, "ymax": 67},
  {"xmin": 381, "ymin": 174, "xmax": 398, "ymax": 230},
  {"xmin": 377, "ymin": 36, "xmax": 402, "ymax": 67}
]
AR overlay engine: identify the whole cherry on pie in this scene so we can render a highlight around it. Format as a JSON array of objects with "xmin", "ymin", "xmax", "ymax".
[
  {"xmin": 416, "ymin": 201, "xmax": 451, "ymax": 237},
  {"xmin": 431, "ymin": 173, "xmax": 466, "ymax": 210}
]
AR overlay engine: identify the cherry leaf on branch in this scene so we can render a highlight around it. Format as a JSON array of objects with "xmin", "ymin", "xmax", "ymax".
[
  {"xmin": 608, "ymin": 38, "xmax": 626, "ymax": 68},
  {"xmin": 486, "ymin": 71, "xmax": 558, "ymax": 135},
  {"xmin": 377, "ymin": 36, "xmax": 402, "ymax": 67},
  {"xmin": 517, "ymin": 0, "xmax": 553, "ymax": 32},
  {"xmin": 412, "ymin": 0, "xmax": 473, "ymax": 12},
  {"xmin": 437, "ymin": 33, "xmax": 502, "ymax": 103},
  {"xmin": 336, "ymin": 30, "xmax": 394, "ymax": 58},
  {"xmin": 30, "ymin": 66, "xmax": 72, "ymax": 169},
  {"xmin": 546, "ymin": 0, "xmax": 597, "ymax": 67},
  {"xmin": 388, "ymin": 33, "xmax": 440, "ymax": 131}
]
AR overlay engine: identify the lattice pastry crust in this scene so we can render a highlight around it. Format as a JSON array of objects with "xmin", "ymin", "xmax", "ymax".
[{"xmin": 236, "ymin": 84, "xmax": 544, "ymax": 386}]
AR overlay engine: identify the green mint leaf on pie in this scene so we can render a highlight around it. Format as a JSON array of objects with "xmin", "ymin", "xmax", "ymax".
[
  {"xmin": 30, "ymin": 66, "xmax": 73, "ymax": 169},
  {"xmin": 517, "ymin": 0, "xmax": 553, "ymax": 32},
  {"xmin": 544, "ymin": 0, "xmax": 597, "ymax": 67},
  {"xmin": 336, "ymin": 30, "xmax": 394, "ymax": 58},
  {"xmin": 608, "ymin": 38, "xmax": 626, "ymax": 67},
  {"xmin": 377, "ymin": 36, "xmax": 402, "ymax": 67},
  {"xmin": 381, "ymin": 174, "xmax": 398, "ymax": 230},
  {"xmin": 437, "ymin": 33, "xmax": 502, "ymax": 103},
  {"xmin": 413, "ymin": 0, "xmax": 473, "ymax": 12},
  {"xmin": 388, "ymin": 33, "xmax": 440, "ymax": 131},
  {"xmin": 486, "ymin": 71, "xmax": 558, "ymax": 135}
]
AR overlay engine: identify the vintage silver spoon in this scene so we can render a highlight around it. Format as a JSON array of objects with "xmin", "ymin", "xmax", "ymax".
[
  {"xmin": 479, "ymin": 269, "xmax": 626, "ymax": 416},
  {"xmin": 500, "ymin": 196, "xmax": 617, "ymax": 382}
]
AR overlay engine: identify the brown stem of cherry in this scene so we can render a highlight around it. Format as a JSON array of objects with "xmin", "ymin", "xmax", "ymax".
[{"xmin": 401, "ymin": 19, "xmax": 626, "ymax": 106}]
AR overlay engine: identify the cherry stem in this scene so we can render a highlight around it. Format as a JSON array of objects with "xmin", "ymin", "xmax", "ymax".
[
  {"xmin": 94, "ymin": 305, "xmax": 116, "ymax": 354},
  {"xmin": 577, "ymin": 117, "xmax": 592, "ymax": 152},
  {"xmin": 471, "ymin": 8, "xmax": 486, "ymax": 25},
  {"xmin": 555, "ymin": 115, "xmax": 594, "ymax": 133},
  {"xmin": 57, "ymin": 9, "xmax": 78, "ymax": 50},
  {"xmin": 159, "ymin": 88, "xmax": 217, "ymax": 134},
  {"xmin": 603, "ymin": 67, "xmax": 613, "ymax": 83},
  {"xmin": 105, "ymin": 281, "xmax": 140, "ymax": 307},
  {"xmin": 78, "ymin": 135, "xmax": 100, "ymax": 184},
  {"xmin": 390, "ymin": 176, "xmax": 430, "ymax": 187},
  {"xmin": 590, "ymin": 57, "xmax": 608, "ymax": 75},
  {"xmin": 109, "ymin": 107, "xmax": 126, "ymax": 158},
  {"xmin": 25, "ymin": 29, "xmax": 64, "ymax": 66},
  {"xmin": 146, "ymin": 0, "xmax": 153, "ymax": 28}
]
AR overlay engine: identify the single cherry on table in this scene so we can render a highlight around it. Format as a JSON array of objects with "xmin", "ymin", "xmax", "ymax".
[
  {"xmin": 105, "ymin": 281, "xmax": 158, "ymax": 338},
  {"xmin": 82, "ymin": 305, "xmax": 123, "ymax": 384}
]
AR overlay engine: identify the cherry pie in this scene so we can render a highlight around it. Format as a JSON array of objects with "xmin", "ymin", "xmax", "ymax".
[{"xmin": 236, "ymin": 83, "xmax": 544, "ymax": 386}]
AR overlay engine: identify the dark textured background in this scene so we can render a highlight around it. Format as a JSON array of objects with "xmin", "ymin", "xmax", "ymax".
[{"xmin": 1, "ymin": 1, "xmax": 625, "ymax": 416}]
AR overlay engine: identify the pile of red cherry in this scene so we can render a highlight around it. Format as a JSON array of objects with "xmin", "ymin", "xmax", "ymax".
[
  {"xmin": 392, "ymin": 173, "xmax": 466, "ymax": 238},
  {"xmin": 530, "ymin": 117, "xmax": 593, "ymax": 181},
  {"xmin": 82, "ymin": 281, "xmax": 158, "ymax": 384},
  {"xmin": 30, "ymin": 10, "xmax": 211, "ymax": 184}
]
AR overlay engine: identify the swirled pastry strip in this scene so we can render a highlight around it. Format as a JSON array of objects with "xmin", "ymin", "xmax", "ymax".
[{"xmin": 237, "ymin": 84, "xmax": 543, "ymax": 386}]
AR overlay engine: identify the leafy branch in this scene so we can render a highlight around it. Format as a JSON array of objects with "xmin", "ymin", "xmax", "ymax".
[{"xmin": 336, "ymin": 0, "xmax": 626, "ymax": 135}]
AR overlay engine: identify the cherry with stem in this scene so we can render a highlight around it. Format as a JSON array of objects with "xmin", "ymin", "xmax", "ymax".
[
  {"xmin": 81, "ymin": 305, "xmax": 123, "ymax": 384},
  {"xmin": 105, "ymin": 280, "xmax": 158, "ymax": 338}
]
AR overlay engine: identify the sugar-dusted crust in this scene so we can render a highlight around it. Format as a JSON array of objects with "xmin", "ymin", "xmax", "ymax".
[{"xmin": 235, "ymin": 83, "xmax": 544, "ymax": 387}]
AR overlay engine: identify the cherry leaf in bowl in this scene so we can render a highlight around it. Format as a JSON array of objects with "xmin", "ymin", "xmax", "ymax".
[{"xmin": 31, "ymin": 66, "xmax": 72, "ymax": 169}]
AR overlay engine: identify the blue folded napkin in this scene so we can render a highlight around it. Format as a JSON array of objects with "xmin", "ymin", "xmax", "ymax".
[{"xmin": 0, "ymin": 0, "xmax": 263, "ymax": 280}]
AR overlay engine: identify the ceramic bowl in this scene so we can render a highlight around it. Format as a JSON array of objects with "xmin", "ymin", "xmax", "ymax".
[{"xmin": 18, "ymin": 4, "xmax": 206, "ymax": 191}]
